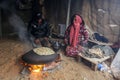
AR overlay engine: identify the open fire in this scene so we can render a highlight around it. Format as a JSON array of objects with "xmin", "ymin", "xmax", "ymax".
[
  {"xmin": 28, "ymin": 64, "xmax": 45, "ymax": 73},
  {"xmin": 20, "ymin": 47, "xmax": 62, "ymax": 80},
  {"xmin": 20, "ymin": 56, "xmax": 61, "ymax": 80},
  {"xmin": 21, "ymin": 60, "xmax": 46, "ymax": 73},
  {"xmin": 21, "ymin": 60, "xmax": 61, "ymax": 73},
  {"xmin": 20, "ymin": 61, "xmax": 49, "ymax": 80}
]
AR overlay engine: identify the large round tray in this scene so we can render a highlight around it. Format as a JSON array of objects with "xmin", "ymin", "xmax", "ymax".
[{"xmin": 22, "ymin": 50, "xmax": 58, "ymax": 65}]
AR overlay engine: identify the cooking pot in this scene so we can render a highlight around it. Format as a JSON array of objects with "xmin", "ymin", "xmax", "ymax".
[{"xmin": 22, "ymin": 50, "xmax": 58, "ymax": 65}]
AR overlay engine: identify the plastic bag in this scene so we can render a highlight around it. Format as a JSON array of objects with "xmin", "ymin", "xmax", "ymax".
[{"xmin": 111, "ymin": 49, "xmax": 120, "ymax": 79}]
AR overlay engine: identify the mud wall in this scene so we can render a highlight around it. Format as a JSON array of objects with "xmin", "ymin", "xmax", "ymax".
[
  {"xmin": 0, "ymin": 0, "xmax": 120, "ymax": 42},
  {"xmin": 44, "ymin": 0, "xmax": 120, "ymax": 42}
]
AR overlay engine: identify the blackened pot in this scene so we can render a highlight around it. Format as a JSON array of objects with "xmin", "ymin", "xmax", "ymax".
[{"xmin": 22, "ymin": 50, "xmax": 58, "ymax": 65}]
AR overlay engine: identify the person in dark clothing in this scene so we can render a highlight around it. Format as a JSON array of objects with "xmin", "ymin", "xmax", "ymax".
[{"xmin": 28, "ymin": 13, "xmax": 51, "ymax": 47}]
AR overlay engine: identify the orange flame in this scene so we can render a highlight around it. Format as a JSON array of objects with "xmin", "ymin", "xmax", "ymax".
[
  {"xmin": 28, "ymin": 64, "xmax": 45, "ymax": 73},
  {"xmin": 20, "ymin": 61, "xmax": 49, "ymax": 80}
]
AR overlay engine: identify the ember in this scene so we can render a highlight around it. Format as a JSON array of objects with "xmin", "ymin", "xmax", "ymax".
[
  {"xmin": 20, "ymin": 61, "xmax": 49, "ymax": 80},
  {"xmin": 28, "ymin": 64, "xmax": 45, "ymax": 73}
]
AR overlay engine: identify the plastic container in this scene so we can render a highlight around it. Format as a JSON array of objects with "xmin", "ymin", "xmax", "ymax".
[
  {"xmin": 97, "ymin": 63, "xmax": 104, "ymax": 71},
  {"xmin": 97, "ymin": 63, "xmax": 108, "ymax": 71}
]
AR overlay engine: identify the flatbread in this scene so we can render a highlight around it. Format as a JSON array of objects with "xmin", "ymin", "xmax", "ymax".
[{"xmin": 33, "ymin": 47, "xmax": 55, "ymax": 55}]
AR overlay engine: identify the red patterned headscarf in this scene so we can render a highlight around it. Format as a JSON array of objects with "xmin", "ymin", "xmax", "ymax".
[{"xmin": 69, "ymin": 15, "xmax": 82, "ymax": 47}]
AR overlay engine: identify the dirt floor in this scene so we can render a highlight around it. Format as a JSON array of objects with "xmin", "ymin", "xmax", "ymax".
[{"xmin": 0, "ymin": 39, "xmax": 115, "ymax": 80}]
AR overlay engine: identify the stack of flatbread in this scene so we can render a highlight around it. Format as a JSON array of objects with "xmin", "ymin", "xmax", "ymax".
[{"xmin": 33, "ymin": 47, "xmax": 55, "ymax": 55}]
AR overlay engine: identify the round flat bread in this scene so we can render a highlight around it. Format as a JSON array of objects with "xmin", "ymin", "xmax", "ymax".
[{"xmin": 33, "ymin": 47, "xmax": 55, "ymax": 55}]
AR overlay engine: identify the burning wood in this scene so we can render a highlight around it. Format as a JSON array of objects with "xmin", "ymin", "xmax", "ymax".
[
  {"xmin": 43, "ymin": 61, "xmax": 61, "ymax": 71},
  {"xmin": 28, "ymin": 64, "xmax": 45, "ymax": 73},
  {"xmin": 20, "ymin": 62, "xmax": 49, "ymax": 80},
  {"xmin": 20, "ymin": 54, "xmax": 62, "ymax": 80},
  {"xmin": 21, "ymin": 58, "xmax": 62, "ymax": 73}
]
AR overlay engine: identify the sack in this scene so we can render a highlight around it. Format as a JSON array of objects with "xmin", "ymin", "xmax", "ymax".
[
  {"xmin": 111, "ymin": 49, "xmax": 120, "ymax": 80},
  {"xmin": 65, "ymin": 46, "xmax": 79, "ymax": 57}
]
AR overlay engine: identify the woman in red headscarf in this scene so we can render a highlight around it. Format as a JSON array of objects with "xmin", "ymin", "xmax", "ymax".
[{"xmin": 64, "ymin": 14, "xmax": 88, "ymax": 57}]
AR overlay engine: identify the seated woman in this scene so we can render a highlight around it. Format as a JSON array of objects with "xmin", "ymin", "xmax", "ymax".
[
  {"xmin": 28, "ymin": 13, "xmax": 51, "ymax": 47},
  {"xmin": 64, "ymin": 14, "xmax": 89, "ymax": 57}
]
